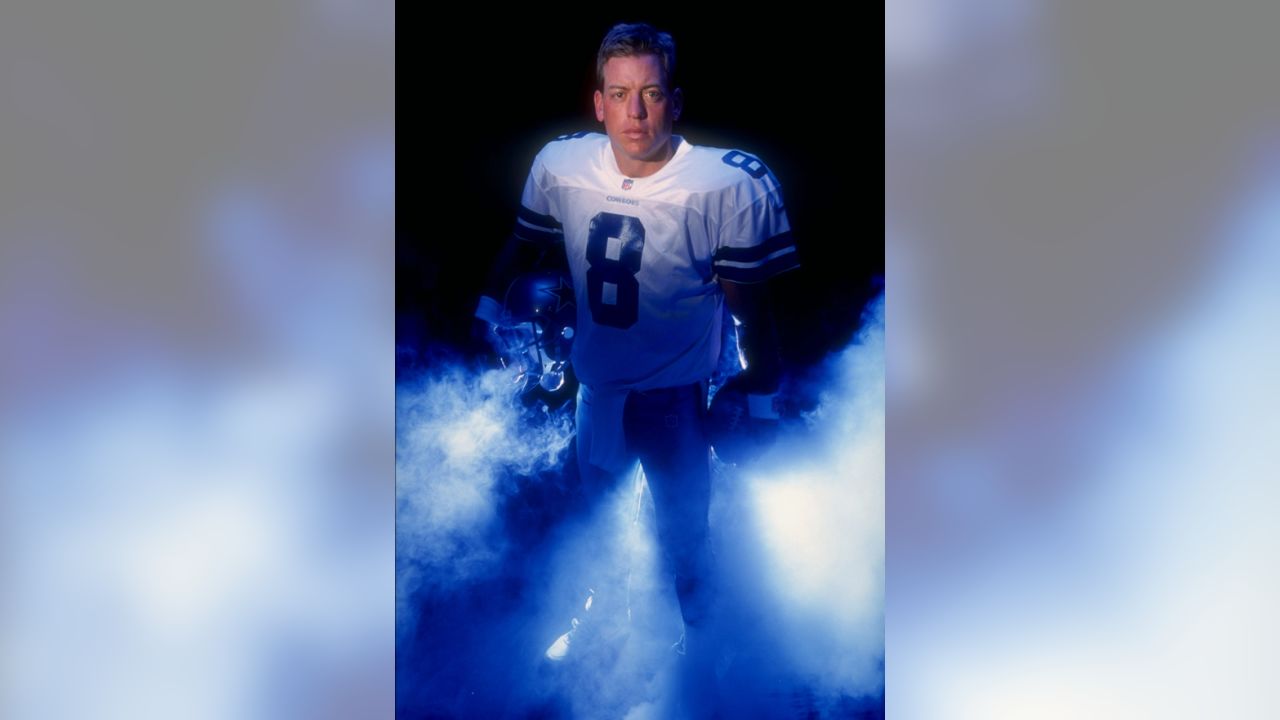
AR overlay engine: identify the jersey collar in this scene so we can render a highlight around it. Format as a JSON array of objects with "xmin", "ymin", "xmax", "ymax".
[{"xmin": 603, "ymin": 134, "xmax": 690, "ymax": 186}]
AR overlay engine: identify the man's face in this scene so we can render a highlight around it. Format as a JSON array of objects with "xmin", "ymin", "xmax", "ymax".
[{"xmin": 593, "ymin": 54, "xmax": 683, "ymax": 176}]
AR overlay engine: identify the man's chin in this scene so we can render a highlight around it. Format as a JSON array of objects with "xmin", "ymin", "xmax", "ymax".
[{"xmin": 615, "ymin": 139, "xmax": 650, "ymax": 154}]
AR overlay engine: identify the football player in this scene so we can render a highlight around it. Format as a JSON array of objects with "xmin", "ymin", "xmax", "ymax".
[{"xmin": 475, "ymin": 22, "xmax": 799, "ymax": 670}]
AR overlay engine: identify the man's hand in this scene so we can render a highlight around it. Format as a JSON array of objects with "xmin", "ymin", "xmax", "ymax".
[
  {"xmin": 707, "ymin": 374, "xmax": 782, "ymax": 465},
  {"xmin": 471, "ymin": 295, "xmax": 507, "ymax": 359},
  {"xmin": 715, "ymin": 373, "xmax": 782, "ymax": 419}
]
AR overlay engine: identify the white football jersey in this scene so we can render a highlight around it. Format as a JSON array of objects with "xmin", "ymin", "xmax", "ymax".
[{"xmin": 514, "ymin": 132, "xmax": 798, "ymax": 391}]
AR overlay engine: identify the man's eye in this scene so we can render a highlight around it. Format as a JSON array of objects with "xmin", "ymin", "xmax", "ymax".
[
  {"xmin": 612, "ymin": 92, "xmax": 624, "ymax": 99},
  {"xmin": 646, "ymin": 91, "xmax": 662, "ymax": 100}
]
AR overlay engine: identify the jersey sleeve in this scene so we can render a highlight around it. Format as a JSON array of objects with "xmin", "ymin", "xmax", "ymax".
[
  {"xmin": 511, "ymin": 151, "xmax": 565, "ymax": 246},
  {"xmin": 711, "ymin": 180, "xmax": 800, "ymax": 284}
]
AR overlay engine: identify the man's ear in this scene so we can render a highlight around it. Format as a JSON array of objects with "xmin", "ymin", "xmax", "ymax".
[
  {"xmin": 672, "ymin": 87, "xmax": 684, "ymax": 121},
  {"xmin": 594, "ymin": 90, "xmax": 605, "ymax": 122}
]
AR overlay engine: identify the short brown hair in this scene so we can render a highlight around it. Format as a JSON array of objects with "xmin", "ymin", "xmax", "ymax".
[{"xmin": 596, "ymin": 22, "xmax": 677, "ymax": 90}]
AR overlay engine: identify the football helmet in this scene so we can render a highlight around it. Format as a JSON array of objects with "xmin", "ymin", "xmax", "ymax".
[{"xmin": 496, "ymin": 270, "xmax": 577, "ymax": 394}]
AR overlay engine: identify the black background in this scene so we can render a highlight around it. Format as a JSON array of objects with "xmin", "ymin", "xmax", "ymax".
[{"xmin": 397, "ymin": 12, "xmax": 883, "ymax": 374}]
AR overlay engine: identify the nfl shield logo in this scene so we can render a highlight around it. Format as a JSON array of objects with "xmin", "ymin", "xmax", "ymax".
[{"xmin": 621, "ymin": 178, "xmax": 633, "ymax": 190}]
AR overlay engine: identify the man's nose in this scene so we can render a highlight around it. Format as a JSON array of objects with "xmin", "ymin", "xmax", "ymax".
[{"xmin": 627, "ymin": 93, "xmax": 646, "ymax": 118}]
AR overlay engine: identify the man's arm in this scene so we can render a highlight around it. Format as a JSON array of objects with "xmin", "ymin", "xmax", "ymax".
[
  {"xmin": 475, "ymin": 232, "xmax": 544, "ymax": 325},
  {"xmin": 476, "ymin": 146, "xmax": 561, "ymax": 327},
  {"xmin": 720, "ymin": 278, "xmax": 782, "ymax": 395}
]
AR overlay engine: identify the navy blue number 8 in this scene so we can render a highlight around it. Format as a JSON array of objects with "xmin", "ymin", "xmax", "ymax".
[
  {"xmin": 722, "ymin": 150, "xmax": 784, "ymax": 211},
  {"xmin": 722, "ymin": 150, "xmax": 771, "ymax": 179},
  {"xmin": 586, "ymin": 212, "xmax": 645, "ymax": 329}
]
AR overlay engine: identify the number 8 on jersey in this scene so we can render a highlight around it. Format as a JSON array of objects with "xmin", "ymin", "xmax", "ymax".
[{"xmin": 586, "ymin": 211, "xmax": 646, "ymax": 329}]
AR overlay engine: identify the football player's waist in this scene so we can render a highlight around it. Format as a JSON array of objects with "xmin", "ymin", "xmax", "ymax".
[
  {"xmin": 577, "ymin": 362, "xmax": 715, "ymax": 392},
  {"xmin": 628, "ymin": 382, "xmax": 703, "ymax": 401}
]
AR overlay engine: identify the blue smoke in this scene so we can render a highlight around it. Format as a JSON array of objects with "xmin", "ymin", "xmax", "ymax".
[
  {"xmin": 396, "ymin": 365, "xmax": 575, "ymax": 635},
  {"xmin": 396, "ymin": 294, "xmax": 885, "ymax": 717},
  {"xmin": 708, "ymin": 295, "xmax": 885, "ymax": 716}
]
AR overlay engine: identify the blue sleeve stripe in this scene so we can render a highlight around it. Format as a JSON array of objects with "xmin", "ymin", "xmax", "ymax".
[
  {"xmin": 517, "ymin": 205, "xmax": 563, "ymax": 231},
  {"xmin": 712, "ymin": 230, "xmax": 796, "ymax": 264},
  {"xmin": 715, "ymin": 249, "xmax": 801, "ymax": 283},
  {"xmin": 714, "ymin": 245, "xmax": 798, "ymax": 271},
  {"xmin": 512, "ymin": 219, "xmax": 563, "ymax": 245}
]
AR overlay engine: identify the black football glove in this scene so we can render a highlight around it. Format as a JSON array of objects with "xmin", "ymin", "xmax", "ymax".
[{"xmin": 706, "ymin": 373, "xmax": 783, "ymax": 465}]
